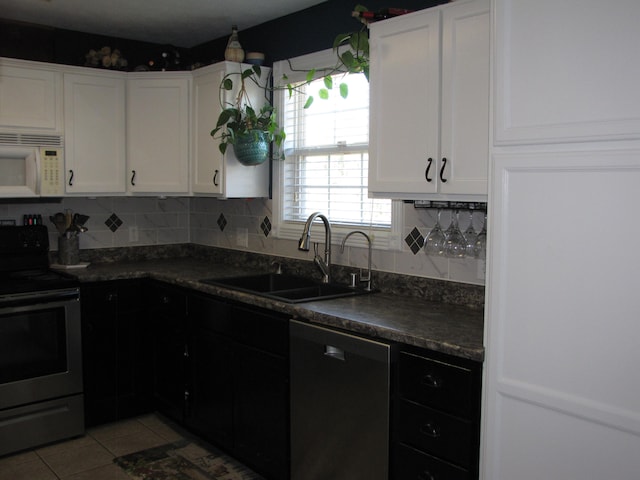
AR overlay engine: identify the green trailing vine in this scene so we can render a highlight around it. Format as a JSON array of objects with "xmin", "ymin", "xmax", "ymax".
[{"xmin": 211, "ymin": 4, "xmax": 371, "ymax": 160}]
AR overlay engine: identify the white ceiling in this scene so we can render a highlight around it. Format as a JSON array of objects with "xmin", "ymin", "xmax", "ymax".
[{"xmin": 0, "ymin": 0, "xmax": 326, "ymax": 48}]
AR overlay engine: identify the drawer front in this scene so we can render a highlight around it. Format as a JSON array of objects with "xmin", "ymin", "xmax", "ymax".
[
  {"xmin": 399, "ymin": 352, "xmax": 474, "ymax": 417},
  {"xmin": 397, "ymin": 399, "xmax": 473, "ymax": 468},
  {"xmin": 393, "ymin": 442, "xmax": 471, "ymax": 480},
  {"xmin": 231, "ymin": 305, "xmax": 289, "ymax": 357}
]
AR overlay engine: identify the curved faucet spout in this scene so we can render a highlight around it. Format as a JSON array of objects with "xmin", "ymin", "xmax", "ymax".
[
  {"xmin": 298, "ymin": 212, "xmax": 332, "ymax": 283},
  {"xmin": 340, "ymin": 230, "xmax": 373, "ymax": 291}
]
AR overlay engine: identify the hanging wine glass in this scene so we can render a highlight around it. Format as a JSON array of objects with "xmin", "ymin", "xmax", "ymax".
[
  {"xmin": 474, "ymin": 213, "xmax": 487, "ymax": 259},
  {"xmin": 444, "ymin": 210, "xmax": 466, "ymax": 258},
  {"xmin": 463, "ymin": 210, "xmax": 478, "ymax": 257},
  {"xmin": 424, "ymin": 209, "xmax": 446, "ymax": 256}
]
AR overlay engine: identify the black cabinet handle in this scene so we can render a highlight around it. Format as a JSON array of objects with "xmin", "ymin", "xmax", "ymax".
[
  {"xmin": 130, "ymin": 170, "xmax": 136, "ymax": 186},
  {"xmin": 213, "ymin": 169, "xmax": 219, "ymax": 186},
  {"xmin": 418, "ymin": 471, "xmax": 436, "ymax": 480},
  {"xmin": 162, "ymin": 295, "xmax": 170, "ymax": 304},
  {"xmin": 425, "ymin": 158, "xmax": 433, "ymax": 183},
  {"xmin": 419, "ymin": 422, "xmax": 441, "ymax": 438},
  {"xmin": 68, "ymin": 169, "xmax": 74, "ymax": 186},
  {"xmin": 421, "ymin": 373, "xmax": 443, "ymax": 388},
  {"xmin": 440, "ymin": 157, "xmax": 448, "ymax": 183}
]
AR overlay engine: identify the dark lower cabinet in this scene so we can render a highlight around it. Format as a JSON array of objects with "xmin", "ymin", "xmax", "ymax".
[
  {"xmin": 147, "ymin": 285, "xmax": 289, "ymax": 480},
  {"xmin": 82, "ymin": 278, "xmax": 484, "ymax": 480},
  {"xmin": 146, "ymin": 281, "xmax": 188, "ymax": 424},
  {"xmin": 392, "ymin": 347, "xmax": 482, "ymax": 480},
  {"xmin": 185, "ymin": 294, "xmax": 234, "ymax": 449},
  {"xmin": 81, "ymin": 280, "xmax": 152, "ymax": 427},
  {"xmin": 232, "ymin": 308, "xmax": 289, "ymax": 480}
]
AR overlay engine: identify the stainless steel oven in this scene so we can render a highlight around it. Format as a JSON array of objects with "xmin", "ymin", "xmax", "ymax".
[{"xmin": 0, "ymin": 226, "xmax": 84, "ymax": 456}]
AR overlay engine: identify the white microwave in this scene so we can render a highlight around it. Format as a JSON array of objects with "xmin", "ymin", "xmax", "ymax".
[{"xmin": 0, "ymin": 146, "xmax": 64, "ymax": 197}]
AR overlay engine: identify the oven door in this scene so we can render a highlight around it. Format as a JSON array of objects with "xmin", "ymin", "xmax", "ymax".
[{"xmin": 0, "ymin": 289, "xmax": 82, "ymax": 410}]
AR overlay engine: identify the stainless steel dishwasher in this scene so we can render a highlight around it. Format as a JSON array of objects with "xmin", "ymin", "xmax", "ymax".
[{"xmin": 290, "ymin": 319, "xmax": 393, "ymax": 480}]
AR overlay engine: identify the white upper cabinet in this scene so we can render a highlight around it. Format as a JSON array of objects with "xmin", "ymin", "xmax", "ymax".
[
  {"xmin": 0, "ymin": 58, "xmax": 62, "ymax": 134},
  {"xmin": 127, "ymin": 73, "xmax": 191, "ymax": 194},
  {"xmin": 191, "ymin": 62, "xmax": 270, "ymax": 198},
  {"xmin": 63, "ymin": 70, "xmax": 127, "ymax": 194},
  {"xmin": 368, "ymin": 0, "xmax": 490, "ymax": 200},
  {"xmin": 494, "ymin": 0, "xmax": 640, "ymax": 144}
]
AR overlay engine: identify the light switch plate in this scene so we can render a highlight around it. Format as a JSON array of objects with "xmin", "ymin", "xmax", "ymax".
[
  {"xmin": 129, "ymin": 226, "xmax": 138, "ymax": 242},
  {"xmin": 236, "ymin": 227, "xmax": 248, "ymax": 247}
]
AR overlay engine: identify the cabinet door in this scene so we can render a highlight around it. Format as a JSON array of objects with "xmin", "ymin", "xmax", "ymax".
[
  {"xmin": 483, "ymin": 148, "xmax": 640, "ymax": 480},
  {"xmin": 234, "ymin": 344, "xmax": 289, "ymax": 480},
  {"xmin": 127, "ymin": 75, "xmax": 190, "ymax": 193},
  {"xmin": 81, "ymin": 280, "xmax": 149, "ymax": 427},
  {"xmin": 81, "ymin": 284, "xmax": 118, "ymax": 427},
  {"xmin": 64, "ymin": 72, "xmax": 126, "ymax": 194},
  {"xmin": 0, "ymin": 61, "xmax": 61, "ymax": 132},
  {"xmin": 115, "ymin": 282, "xmax": 152, "ymax": 419},
  {"xmin": 494, "ymin": 0, "xmax": 640, "ymax": 144},
  {"xmin": 148, "ymin": 283, "xmax": 188, "ymax": 423},
  {"xmin": 192, "ymin": 66, "xmax": 225, "ymax": 194},
  {"xmin": 188, "ymin": 329, "xmax": 234, "ymax": 448},
  {"xmin": 368, "ymin": 8, "xmax": 441, "ymax": 197},
  {"xmin": 186, "ymin": 293, "xmax": 234, "ymax": 448},
  {"xmin": 232, "ymin": 305, "xmax": 289, "ymax": 479},
  {"xmin": 191, "ymin": 62, "xmax": 270, "ymax": 198},
  {"xmin": 439, "ymin": 0, "xmax": 490, "ymax": 197}
]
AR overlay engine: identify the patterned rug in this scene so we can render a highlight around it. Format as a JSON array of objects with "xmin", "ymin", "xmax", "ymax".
[{"xmin": 113, "ymin": 439, "xmax": 265, "ymax": 480}]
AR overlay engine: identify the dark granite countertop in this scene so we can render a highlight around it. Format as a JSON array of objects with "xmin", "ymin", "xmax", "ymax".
[{"xmin": 67, "ymin": 257, "xmax": 484, "ymax": 362}]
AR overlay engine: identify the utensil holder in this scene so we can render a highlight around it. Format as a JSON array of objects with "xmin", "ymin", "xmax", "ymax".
[{"xmin": 58, "ymin": 235, "xmax": 80, "ymax": 265}]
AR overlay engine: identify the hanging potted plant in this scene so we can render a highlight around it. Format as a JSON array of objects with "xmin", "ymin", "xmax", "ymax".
[
  {"xmin": 211, "ymin": 6, "xmax": 372, "ymax": 165},
  {"xmin": 211, "ymin": 66, "xmax": 286, "ymax": 166}
]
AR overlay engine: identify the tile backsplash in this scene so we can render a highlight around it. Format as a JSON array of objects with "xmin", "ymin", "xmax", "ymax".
[
  {"xmin": 0, "ymin": 196, "xmax": 485, "ymax": 286},
  {"xmin": 191, "ymin": 197, "xmax": 486, "ymax": 286},
  {"xmin": 0, "ymin": 197, "xmax": 189, "ymax": 250}
]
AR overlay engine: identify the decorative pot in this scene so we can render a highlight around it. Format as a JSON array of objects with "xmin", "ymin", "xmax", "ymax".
[{"xmin": 232, "ymin": 130, "xmax": 270, "ymax": 166}]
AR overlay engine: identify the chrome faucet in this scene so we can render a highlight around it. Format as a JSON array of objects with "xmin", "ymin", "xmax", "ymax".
[
  {"xmin": 340, "ymin": 230, "xmax": 373, "ymax": 291},
  {"xmin": 298, "ymin": 212, "xmax": 332, "ymax": 283}
]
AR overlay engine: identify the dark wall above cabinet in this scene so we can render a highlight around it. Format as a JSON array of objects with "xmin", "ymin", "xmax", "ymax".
[{"xmin": 1, "ymin": 0, "xmax": 446, "ymax": 69}]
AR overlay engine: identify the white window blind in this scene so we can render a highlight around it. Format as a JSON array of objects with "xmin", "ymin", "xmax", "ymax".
[{"xmin": 281, "ymin": 72, "xmax": 391, "ymax": 228}]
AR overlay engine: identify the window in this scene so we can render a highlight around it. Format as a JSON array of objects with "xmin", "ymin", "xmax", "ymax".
[{"xmin": 273, "ymin": 50, "xmax": 401, "ymax": 248}]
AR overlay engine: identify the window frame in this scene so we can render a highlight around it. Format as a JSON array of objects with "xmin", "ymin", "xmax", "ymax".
[{"xmin": 271, "ymin": 49, "xmax": 403, "ymax": 250}]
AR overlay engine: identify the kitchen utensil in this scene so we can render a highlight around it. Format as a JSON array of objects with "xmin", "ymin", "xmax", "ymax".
[
  {"xmin": 65, "ymin": 210, "xmax": 72, "ymax": 230},
  {"xmin": 50, "ymin": 213, "xmax": 67, "ymax": 235},
  {"xmin": 73, "ymin": 214, "xmax": 90, "ymax": 226}
]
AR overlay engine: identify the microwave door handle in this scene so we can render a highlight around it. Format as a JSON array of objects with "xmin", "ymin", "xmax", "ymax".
[{"xmin": 28, "ymin": 149, "xmax": 39, "ymax": 195}]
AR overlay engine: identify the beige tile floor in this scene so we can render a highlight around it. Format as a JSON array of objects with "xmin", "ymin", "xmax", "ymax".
[{"xmin": 0, "ymin": 414, "xmax": 209, "ymax": 480}]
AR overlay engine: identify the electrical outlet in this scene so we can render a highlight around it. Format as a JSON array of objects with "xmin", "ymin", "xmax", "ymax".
[
  {"xmin": 129, "ymin": 226, "xmax": 138, "ymax": 242},
  {"xmin": 477, "ymin": 258, "xmax": 486, "ymax": 280},
  {"xmin": 236, "ymin": 227, "xmax": 248, "ymax": 247}
]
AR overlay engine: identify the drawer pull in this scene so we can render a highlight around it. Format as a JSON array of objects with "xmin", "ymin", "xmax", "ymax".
[
  {"xmin": 418, "ymin": 471, "xmax": 436, "ymax": 480},
  {"xmin": 419, "ymin": 422, "xmax": 441, "ymax": 438},
  {"xmin": 421, "ymin": 373, "xmax": 443, "ymax": 388}
]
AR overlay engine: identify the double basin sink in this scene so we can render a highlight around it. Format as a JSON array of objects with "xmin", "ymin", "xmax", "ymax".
[{"xmin": 200, "ymin": 273, "xmax": 374, "ymax": 303}]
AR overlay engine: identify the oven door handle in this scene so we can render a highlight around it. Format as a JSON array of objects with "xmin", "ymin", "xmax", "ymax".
[{"xmin": 0, "ymin": 288, "xmax": 80, "ymax": 310}]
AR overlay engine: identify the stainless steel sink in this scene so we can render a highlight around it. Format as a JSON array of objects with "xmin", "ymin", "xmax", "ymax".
[{"xmin": 199, "ymin": 273, "xmax": 374, "ymax": 303}]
